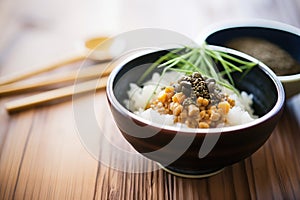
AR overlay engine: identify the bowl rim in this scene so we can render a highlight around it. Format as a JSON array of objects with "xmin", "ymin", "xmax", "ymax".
[
  {"xmin": 107, "ymin": 45, "xmax": 285, "ymax": 134},
  {"xmin": 197, "ymin": 19, "xmax": 300, "ymax": 81}
]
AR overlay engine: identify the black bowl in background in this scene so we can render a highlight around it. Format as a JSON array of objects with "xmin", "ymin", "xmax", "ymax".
[{"xmin": 201, "ymin": 20, "xmax": 300, "ymax": 98}]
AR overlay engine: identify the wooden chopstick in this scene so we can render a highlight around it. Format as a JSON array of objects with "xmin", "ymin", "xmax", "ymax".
[
  {"xmin": 3, "ymin": 48, "xmax": 145, "ymax": 113},
  {"xmin": 5, "ymin": 76, "xmax": 109, "ymax": 113},
  {"xmin": 0, "ymin": 55, "xmax": 88, "ymax": 86},
  {"xmin": 0, "ymin": 63, "xmax": 114, "ymax": 96}
]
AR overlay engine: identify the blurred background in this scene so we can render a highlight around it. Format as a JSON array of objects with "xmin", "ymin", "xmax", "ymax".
[
  {"xmin": 0, "ymin": 1, "xmax": 300, "ymax": 199},
  {"xmin": 0, "ymin": 0, "xmax": 299, "ymax": 74}
]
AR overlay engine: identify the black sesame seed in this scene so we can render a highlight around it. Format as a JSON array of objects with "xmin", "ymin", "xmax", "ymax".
[{"xmin": 177, "ymin": 72, "xmax": 211, "ymax": 102}]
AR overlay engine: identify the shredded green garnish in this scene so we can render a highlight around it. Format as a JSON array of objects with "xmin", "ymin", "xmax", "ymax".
[{"xmin": 137, "ymin": 43, "xmax": 257, "ymax": 94}]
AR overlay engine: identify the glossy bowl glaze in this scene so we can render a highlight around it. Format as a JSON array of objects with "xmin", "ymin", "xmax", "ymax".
[
  {"xmin": 106, "ymin": 46, "xmax": 285, "ymax": 178},
  {"xmin": 202, "ymin": 20, "xmax": 300, "ymax": 98}
]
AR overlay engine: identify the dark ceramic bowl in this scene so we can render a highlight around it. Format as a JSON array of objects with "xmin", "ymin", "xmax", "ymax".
[
  {"xmin": 106, "ymin": 46, "xmax": 285, "ymax": 178},
  {"xmin": 201, "ymin": 20, "xmax": 300, "ymax": 98}
]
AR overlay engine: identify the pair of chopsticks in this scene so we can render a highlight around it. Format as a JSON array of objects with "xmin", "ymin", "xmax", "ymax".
[{"xmin": 0, "ymin": 56, "xmax": 114, "ymax": 113}]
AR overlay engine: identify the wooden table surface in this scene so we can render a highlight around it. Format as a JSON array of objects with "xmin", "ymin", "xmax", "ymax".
[{"xmin": 1, "ymin": 0, "xmax": 300, "ymax": 199}]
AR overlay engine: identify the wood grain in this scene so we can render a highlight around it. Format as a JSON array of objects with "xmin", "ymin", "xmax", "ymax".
[{"xmin": 0, "ymin": 0, "xmax": 300, "ymax": 199}]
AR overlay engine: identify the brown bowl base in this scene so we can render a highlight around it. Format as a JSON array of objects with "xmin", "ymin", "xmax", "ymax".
[{"xmin": 157, "ymin": 163, "xmax": 224, "ymax": 178}]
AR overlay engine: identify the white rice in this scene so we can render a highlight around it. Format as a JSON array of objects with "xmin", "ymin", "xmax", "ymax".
[
  {"xmin": 124, "ymin": 71, "xmax": 257, "ymax": 127},
  {"xmin": 124, "ymin": 71, "xmax": 183, "ymax": 111}
]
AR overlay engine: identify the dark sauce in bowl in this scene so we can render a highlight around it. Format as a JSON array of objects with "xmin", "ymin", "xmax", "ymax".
[{"xmin": 225, "ymin": 37, "xmax": 300, "ymax": 76}]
